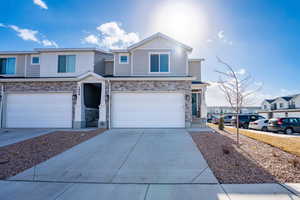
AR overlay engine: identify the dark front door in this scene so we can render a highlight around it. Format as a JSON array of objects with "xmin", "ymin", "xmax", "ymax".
[{"xmin": 192, "ymin": 93, "xmax": 197, "ymax": 116}]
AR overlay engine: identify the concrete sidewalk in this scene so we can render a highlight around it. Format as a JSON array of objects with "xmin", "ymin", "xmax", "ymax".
[{"xmin": 0, "ymin": 181, "xmax": 299, "ymax": 200}]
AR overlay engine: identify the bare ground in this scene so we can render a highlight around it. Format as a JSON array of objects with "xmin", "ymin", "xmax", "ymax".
[
  {"xmin": 190, "ymin": 129, "xmax": 300, "ymax": 184},
  {"xmin": 0, "ymin": 128, "xmax": 106, "ymax": 179}
]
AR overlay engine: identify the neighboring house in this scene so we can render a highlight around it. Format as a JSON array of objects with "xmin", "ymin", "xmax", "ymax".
[
  {"xmin": 258, "ymin": 94, "xmax": 300, "ymax": 118},
  {"xmin": 207, "ymin": 106, "xmax": 260, "ymax": 118},
  {"xmin": 0, "ymin": 32, "xmax": 208, "ymax": 129}
]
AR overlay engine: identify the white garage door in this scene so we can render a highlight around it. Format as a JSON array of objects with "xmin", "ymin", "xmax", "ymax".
[
  {"xmin": 6, "ymin": 93, "xmax": 72, "ymax": 128},
  {"xmin": 111, "ymin": 92, "xmax": 185, "ymax": 128}
]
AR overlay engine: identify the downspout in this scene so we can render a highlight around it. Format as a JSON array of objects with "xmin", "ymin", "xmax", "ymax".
[
  {"xmin": 108, "ymin": 80, "xmax": 111, "ymax": 129},
  {"xmin": 0, "ymin": 85, "xmax": 4, "ymax": 128}
]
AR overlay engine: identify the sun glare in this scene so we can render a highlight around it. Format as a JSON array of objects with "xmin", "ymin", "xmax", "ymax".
[{"xmin": 150, "ymin": 1, "xmax": 206, "ymax": 45}]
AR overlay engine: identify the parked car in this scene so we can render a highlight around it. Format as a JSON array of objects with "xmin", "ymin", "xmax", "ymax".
[
  {"xmin": 267, "ymin": 117, "xmax": 300, "ymax": 134},
  {"xmin": 212, "ymin": 116, "xmax": 220, "ymax": 124},
  {"xmin": 231, "ymin": 114, "xmax": 265, "ymax": 129},
  {"xmin": 223, "ymin": 115, "xmax": 233, "ymax": 124},
  {"xmin": 249, "ymin": 119, "xmax": 269, "ymax": 131}
]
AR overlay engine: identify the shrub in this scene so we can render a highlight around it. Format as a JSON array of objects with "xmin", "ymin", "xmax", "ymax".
[{"xmin": 218, "ymin": 117, "xmax": 224, "ymax": 130}]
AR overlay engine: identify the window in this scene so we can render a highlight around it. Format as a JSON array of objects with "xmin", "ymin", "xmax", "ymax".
[
  {"xmin": 31, "ymin": 56, "xmax": 39, "ymax": 64},
  {"xmin": 279, "ymin": 103, "xmax": 284, "ymax": 108},
  {"xmin": 119, "ymin": 54, "xmax": 129, "ymax": 64},
  {"xmin": 58, "ymin": 55, "xmax": 76, "ymax": 73},
  {"xmin": 150, "ymin": 53, "xmax": 169, "ymax": 73},
  {"xmin": 0, "ymin": 57, "xmax": 16, "ymax": 75}
]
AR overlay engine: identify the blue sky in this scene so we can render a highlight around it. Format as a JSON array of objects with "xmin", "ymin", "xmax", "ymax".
[{"xmin": 0, "ymin": 0, "xmax": 300, "ymax": 105}]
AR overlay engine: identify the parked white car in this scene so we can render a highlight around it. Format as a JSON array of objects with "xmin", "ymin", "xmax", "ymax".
[{"xmin": 249, "ymin": 119, "xmax": 269, "ymax": 131}]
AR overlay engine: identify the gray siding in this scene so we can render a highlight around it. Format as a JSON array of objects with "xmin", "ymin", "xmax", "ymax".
[
  {"xmin": 105, "ymin": 61, "xmax": 113, "ymax": 76},
  {"xmin": 114, "ymin": 54, "xmax": 131, "ymax": 76},
  {"xmin": 113, "ymin": 37, "xmax": 189, "ymax": 76},
  {"xmin": 26, "ymin": 55, "xmax": 40, "ymax": 77},
  {"xmin": 188, "ymin": 61, "xmax": 201, "ymax": 80},
  {"xmin": 132, "ymin": 49, "xmax": 187, "ymax": 76}
]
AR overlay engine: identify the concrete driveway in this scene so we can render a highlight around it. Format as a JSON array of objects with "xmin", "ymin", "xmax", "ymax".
[
  {"xmin": 10, "ymin": 129, "xmax": 217, "ymax": 184},
  {"xmin": 1, "ymin": 129, "xmax": 299, "ymax": 200},
  {"xmin": 0, "ymin": 129, "xmax": 56, "ymax": 147}
]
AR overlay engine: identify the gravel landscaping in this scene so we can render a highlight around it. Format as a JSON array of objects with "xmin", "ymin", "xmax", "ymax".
[
  {"xmin": 0, "ymin": 128, "xmax": 106, "ymax": 179},
  {"xmin": 190, "ymin": 128, "xmax": 300, "ymax": 184}
]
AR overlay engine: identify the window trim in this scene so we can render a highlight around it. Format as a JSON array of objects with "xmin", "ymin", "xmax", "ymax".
[
  {"xmin": 0, "ymin": 56, "xmax": 17, "ymax": 75},
  {"xmin": 119, "ymin": 53, "xmax": 129, "ymax": 64},
  {"xmin": 148, "ymin": 52, "xmax": 170, "ymax": 73},
  {"xmin": 31, "ymin": 55, "xmax": 40, "ymax": 65},
  {"xmin": 57, "ymin": 54, "xmax": 76, "ymax": 73}
]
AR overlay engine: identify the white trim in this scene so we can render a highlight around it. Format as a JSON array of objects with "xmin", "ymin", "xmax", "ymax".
[
  {"xmin": 119, "ymin": 53, "xmax": 129, "ymax": 64},
  {"xmin": 0, "ymin": 56, "xmax": 17, "ymax": 75},
  {"xmin": 131, "ymin": 53, "xmax": 133, "ymax": 75},
  {"xmin": 185, "ymin": 52, "xmax": 188, "ymax": 76},
  {"xmin": 30, "ymin": 55, "xmax": 40, "ymax": 65},
  {"xmin": 25, "ymin": 55, "xmax": 27, "ymax": 77},
  {"xmin": 148, "ymin": 52, "xmax": 171, "ymax": 73},
  {"xmin": 113, "ymin": 54, "xmax": 116, "ymax": 76},
  {"xmin": 108, "ymin": 76, "xmax": 196, "ymax": 81}
]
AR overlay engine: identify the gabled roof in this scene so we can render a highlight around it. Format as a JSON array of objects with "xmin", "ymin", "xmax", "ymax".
[
  {"xmin": 34, "ymin": 48, "xmax": 109, "ymax": 54},
  {"xmin": 112, "ymin": 32, "xmax": 193, "ymax": 52},
  {"xmin": 281, "ymin": 96, "xmax": 293, "ymax": 101},
  {"xmin": 265, "ymin": 99, "xmax": 275, "ymax": 104}
]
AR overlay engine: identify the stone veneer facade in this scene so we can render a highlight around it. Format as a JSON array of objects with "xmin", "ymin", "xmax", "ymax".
[
  {"xmin": 110, "ymin": 80, "xmax": 192, "ymax": 127},
  {"xmin": 0, "ymin": 81, "xmax": 78, "ymax": 128}
]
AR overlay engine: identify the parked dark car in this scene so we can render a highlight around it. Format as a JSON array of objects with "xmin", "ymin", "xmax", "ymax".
[
  {"xmin": 267, "ymin": 117, "xmax": 300, "ymax": 134},
  {"xmin": 231, "ymin": 114, "xmax": 265, "ymax": 129}
]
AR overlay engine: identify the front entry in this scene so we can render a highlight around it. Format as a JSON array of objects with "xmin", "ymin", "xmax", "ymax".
[{"xmin": 192, "ymin": 93, "xmax": 198, "ymax": 117}]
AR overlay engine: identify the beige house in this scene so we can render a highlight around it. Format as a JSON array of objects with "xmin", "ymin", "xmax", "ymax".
[{"xmin": 0, "ymin": 33, "xmax": 208, "ymax": 129}]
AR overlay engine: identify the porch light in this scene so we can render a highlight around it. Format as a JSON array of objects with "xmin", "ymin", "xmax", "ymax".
[
  {"xmin": 105, "ymin": 94, "xmax": 109, "ymax": 102},
  {"xmin": 185, "ymin": 94, "xmax": 190, "ymax": 101},
  {"xmin": 72, "ymin": 94, "xmax": 77, "ymax": 101}
]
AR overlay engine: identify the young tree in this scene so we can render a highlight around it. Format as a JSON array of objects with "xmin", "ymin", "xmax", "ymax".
[{"xmin": 215, "ymin": 57, "xmax": 261, "ymax": 146}]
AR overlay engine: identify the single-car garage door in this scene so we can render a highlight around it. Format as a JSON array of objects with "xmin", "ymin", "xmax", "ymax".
[
  {"xmin": 6, "ymin": 93, "xmax": 72, "ymax": 128},
  {"xmin": 111, "ymin": 92, "xmax": 185, "ymax": 128}
]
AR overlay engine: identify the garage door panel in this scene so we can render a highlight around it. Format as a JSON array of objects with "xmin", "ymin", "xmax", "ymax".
[
  {"xmin": 6, "ymin": 93, "xmax": 72, "ymax": 128},
  {"xmin": 112, "ymin": 93, "xmax": 185, "ymax": 128}
]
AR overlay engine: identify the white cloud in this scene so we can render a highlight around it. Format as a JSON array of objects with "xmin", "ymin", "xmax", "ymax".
[
  {"xmin": 42, "ymin": 39, "xmax": 58, "ymax": 47},
  {"xmin": 9, "ymin": 25, "xmax": 39, "ymax": 42},
  {"xmin": 33, "ymin": 0, "xmax": 48, "ymax": 9},
  {"xmin": 83, "ymin": 21, "xmax": 140, "ymax": 49},
  {"xmin": 2, "ymin": 24, "xmax": 58, "ymax": 47},
  {"xmin": 83, "ymin": 34, "xmax": 99, "ymax": 45},
  {"xmin": 218, "ymin": 30, "xmax": 224, "ymax": 39},
  {"xmin": 206, "ymin": 39, "xmax": 213, "ymax": 43}
]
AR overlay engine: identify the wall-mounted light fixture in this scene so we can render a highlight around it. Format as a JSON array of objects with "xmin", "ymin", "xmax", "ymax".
[
  {"xmin": 185, "ymin": 94, "xmax": 190, "ymax": 101},
  {"xmin": 105, "ymin": 94, "xmax": 109, "ymax": 102},
  {"xmin": 72, "ymin": 94, "xmax": 77, "ymax": 102}
]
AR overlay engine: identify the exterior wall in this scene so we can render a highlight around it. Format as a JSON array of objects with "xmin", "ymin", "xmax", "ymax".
[
  {"xmin": 113, "ymin": 37, "xmax": 189, "ymax": 76},
  {"xmin": 110, "ymin": 80, "xmax": 192, "ymax": 127},
  {"xmin": 39, "ymin": 51, "xmax": 94, "ymax": 77},
  {"xmin": 292, "ymin": 95, "xmax": 300, "ymax": 108},
  {"xmin": 94, "ymin": 52, "xmax": 113, "ymax": 76},
  {"xmin": 114, "ymin": 53, "xmax": 131, "ymax": 76},
  {"xmin": 273, "ymin": 98, "xmax": 289, "ymax": 110},
  {"xmin": 1, "ymin": 81, "xmax": 78, "ymax": 128},
  {"xmin": 188, "ymin": 61, "xmax": 201, "ymax": 80},
  {"xmin": 105, "ymin": 61, "xmax": 113, "ymax": 76},
  {"xmin": 0, "ymin": 54, "xmax": 26, "ymax": 77},
  {"xmin": 261, "ymin": 101, "xmax": 271, "ymax": 110},
  {"xmin": 26, "ymin": 54, "xmax": 40, "ymax": 77}
]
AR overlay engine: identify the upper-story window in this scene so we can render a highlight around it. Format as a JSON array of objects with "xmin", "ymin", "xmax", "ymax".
[
  {"xmin": 31, "ymin": 56, "xmax": 40, "ymax": 65},
  {"xmin": 58, "ymin": 55, "xmax": 76, "ymax": 73},
  {"xmin": 119, "ymin": 54, "xmax": 129, "ymax": 64},
  {"xmin": 279, "ymin": 103, "xmax": 284, "ymax": 108},
  {"xmin": 149, "ymin": 52, "xmax": 170, "ymax": 73},
  {"xmin": 263, "ymin": 105, "xmax": 267, "ymax": 109},
  {"xmin": 0, "ymin": 57, "xmax": 16, "ymax": 75}
]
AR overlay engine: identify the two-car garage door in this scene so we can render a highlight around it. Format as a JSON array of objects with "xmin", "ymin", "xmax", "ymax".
[
  {"xmin": 5, "ymin": 93, "xmax": 72, "ymax": 128},
  {"xmin": 111, "ymin": 92, "xmax": 185, "ymax": 128}
]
